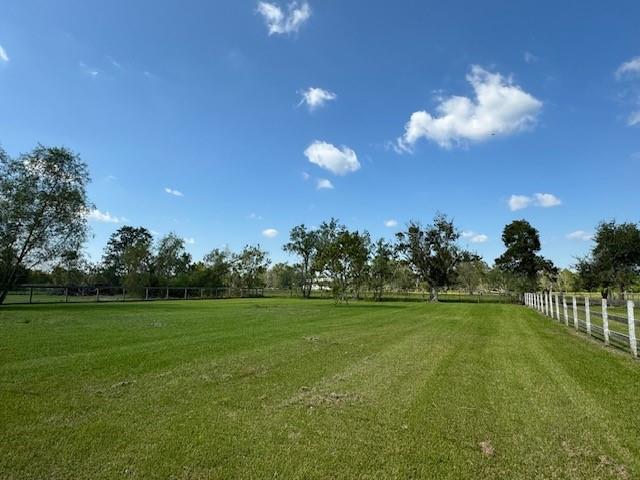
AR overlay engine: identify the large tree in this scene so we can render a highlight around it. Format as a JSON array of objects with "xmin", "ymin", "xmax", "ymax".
[
  {"xmin": 494, "ymin": 220, "xmax": 556, "ymax": 292},
  {"xmin": 154, "ymin": 233, "xmax": 192, "ymax": 284},
  {"xmin": 102, "ymin": 226, "xmax": 153, "ymax": 288},
  {"xmin": 283, "ymin": 224, "xmax": 319, "ymax": 298},
  {"xmin": 189, "ymin": 248, "xmax": 232, "ymax": 288},
  {"xmin": 231, "ymin": 245, "xmax": 270, "ymax": 289},
  {"xmin": 314, "ymin": 219, "xmax": 372, "ymax": 302},
  {"xmin": 575, "ymin": 220, "xmax": 640, "ymax": 298},
  {"xmin": 0, "ymin": 145, "xmax": 91, "ymax": 304},
  {"xmin": 396, "ymin": 213, "xmax": 472, "ymax": 301}
]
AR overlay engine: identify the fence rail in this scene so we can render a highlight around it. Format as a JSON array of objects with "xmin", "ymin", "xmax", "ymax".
[
  {"xmin": 525, "ymin": 292, "xmax": 638, "ymax": 358},
  {"xmin": 3, "ymin": 285, "xmax": 521, "ymax": 306},
  {"xmin": 3, "ymin": 285, "xmax": 264, "ymax": 305}
]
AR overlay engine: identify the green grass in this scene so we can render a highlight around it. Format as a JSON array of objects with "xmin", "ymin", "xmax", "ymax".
[{"xmin": 1, "ymin": 299, "xmax": 638, "ymax": 479}]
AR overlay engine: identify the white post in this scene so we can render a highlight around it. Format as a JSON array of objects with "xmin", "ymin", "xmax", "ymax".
[
  {"xmin": 602, "ymin": 298, "xmax": 610, "ymax": 346},
  {"xmin": 585, "ymin": 297, "xmax": 591, "ymax": 336},
  {"xmin": 572, "ymin": 296, "xmax": 578, "ymax": 331},
  {"xmin": 555, "ymin": 294, "xmax": 561, "ymax": 321},
  {"xmin": 545, "ymin": 292, "xmax": 550, "ymax": 316},
  {"xmin": 627, "ymin": 300, "xmax": 637, "ymax": 358},
  {"xmin": 562, "ymin": 296, "xmax": 569, "ymax": 326}
]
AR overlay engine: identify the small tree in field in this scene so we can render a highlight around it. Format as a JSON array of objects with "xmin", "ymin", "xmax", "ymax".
[
  {"xmin": 0, "ymin": 145, "xmax": 91, "ymax": 304},
  {"xmin": 283, "ymin": 225, "xmax": 319, "ymax": 298},
  {"xmin": 370, "ymin": 239, "xmax": 395, "ymax": 301}
]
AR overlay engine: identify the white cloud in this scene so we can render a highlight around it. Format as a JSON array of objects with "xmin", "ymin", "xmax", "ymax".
[
  {"xmin": 384, "ymin": 219, "xmax": 398, "ymax": 228},
  {"xmin": 316, "ymin": 178, "xmax": 334, "ymax": 189},
  {"xmin": 508, "ymin": 195, "xmax": 533, "ymax": 211},
  {"xmin": 396, "ymin": 66, "xmax": 542, "ymax": 151},
  {"xmin": 164, "ymin": 187, "xmax": 184, "ymax": 197},
  {"xmin": 257, "ymin": 1, "xmax": 311, "ymax": 35},
  {"xmin": 566, "ymin": 230, "xmax": 592, "ymax": 241},
  {"xmin": 262, "ymin": 228, "xmax": 279, "ymax": 238},
  {"xmin": 184, "ymin": 237, "xmax": 196, "ymax": 245},
  {"xmin": 508, "ymin": 193, "xmax": 561, "ymax": 211},
  {"xmin": 299, "ymin": 87, "xmax": 336, "ymax": 110},
  {"xmin": 0, "ymin": 45, "xmax": 9, "ymax": 62},
  {"xmin": 305, "ymin": 141, "xmax": 360, "ymax": 175},
  {"xmin": 85, "ymin": 208, "xmax": 121, "ymax": 223},
  {"xmin": 524, "ymin": 51, "xmax": 538, "ymax": 64},
  {"xmin": 615, "ymin": 56, "xmax": 640, "ymax": 79},
  {"xmin": 248, "ymin": 212, "xmax": 263, "ymax": 220},
  {"xmin": 533, "ymin": 192, "xmax": 561, "ymax": 208},
  {"xmin": 462, "ymin": 230, "xmax": 488, "ymax": 243},
  {"xmin": 302, "ymin": 171, "xmax": 310, "ymax": 181}
]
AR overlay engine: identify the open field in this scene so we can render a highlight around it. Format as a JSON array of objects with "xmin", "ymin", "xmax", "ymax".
[{"xmin": 1, "ymin": 299, "xmax": 639, "ymax": 479}]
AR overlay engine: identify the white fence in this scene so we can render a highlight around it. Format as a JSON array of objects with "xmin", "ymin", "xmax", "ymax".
[{"xmin": 525, "ymin": 292, "xmax": 638, "ymax": 358}]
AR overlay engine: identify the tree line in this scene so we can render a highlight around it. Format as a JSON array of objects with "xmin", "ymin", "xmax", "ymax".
[{"xmin": 2, "ymin": 144, "xmax": 640, "ymax": 304}]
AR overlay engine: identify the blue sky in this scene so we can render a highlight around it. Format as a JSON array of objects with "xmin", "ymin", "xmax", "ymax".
[{"xmin": 1, "ymin": 0, "xmax": 639, "ymax": 268}]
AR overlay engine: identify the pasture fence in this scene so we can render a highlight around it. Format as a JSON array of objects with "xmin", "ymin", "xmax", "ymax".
[
  {"xmin": 3, "ymin": 285, "xmax": 521, "ymax": 306},
  {"xmin": 525, "ymin": 292, "xmax": 638, "ymax": 358},
  {"xmin": 3, "ymin": 285, "xmax": 264, "ymax": 305}
]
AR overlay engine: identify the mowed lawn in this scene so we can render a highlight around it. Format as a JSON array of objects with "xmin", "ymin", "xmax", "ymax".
[{"xmin": 0, "ymin": 300, "xmax": 638, "ymax": 479}]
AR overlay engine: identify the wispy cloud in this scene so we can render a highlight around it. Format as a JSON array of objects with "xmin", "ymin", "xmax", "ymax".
[
  {"xmin": 305, "ymin": 141, "xmax": 360, "ymax": 175},
  {"xmin": 257, "ymin": 1, "xmax": 311, "ymax": 35},
  {"xmin": 79, "ymin": 62, "xmax": 99, "ymax": 77},
  {"xmin": 184, "ymin": 237, "xmax": 196, "ymax": 245},
  {"xmin": 566, "ymin": 230, "xmax": 592, "ymax": 241},
  {"xmin": 248, "ymin": 212, "xmax": 263, "ymax": 220},
  {"xmin": 262, "ymin": 228, "xmax": 279, "ymax": 238},
  {"xmin": 164, "ymin": 187, "xmax": 184, "ymax": 197},
  {"xmin": 615, "ymin": 56, "xmax": 640, "ymax": 127},
  {"xmin": 615, "ymin": 56, "xmax": 640, "ymax": 79},
  {"xmin": 0, "ymin": 45, "xmax": 9, "ymax": 63},
  {"xmin": 316, "ymin": 178, "xmax": 334, "ymax": 190},
  {"xmin": 508, "ymin": 193, "xmax": 561, "ymax": 211},
  {"xmin": 462, "ymin": 231, "xmax": 489, "ymax": 243},
  {"xmin": 396, "ymin": 66, "xmax": 542, "ymax": 151},
  {"xmin": 302, "ymin": 171, "xmax": 311, "ymax": 181},
  {"xmin": 85, "ymin": 208, "xmax": 122, "ymax": 224},
  {"xmin": 523, "ymin": 51, "xmax": 538, "ymax": 64},
  {"xmin": 384, "ymin": 219, "xmax": 398, "ymax": 228},
  {"xmin": 299, "ymin": 87, "xmax": 336, "ymax": 110}
]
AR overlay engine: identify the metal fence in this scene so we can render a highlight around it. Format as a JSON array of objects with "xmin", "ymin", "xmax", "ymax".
[
  {"xmin": 525, "ymin": 292, "xmax": 638, "ymax": 358},
  {"xmin": 3, "ymin": 285, "xmax": 264, "ymax": 305}
]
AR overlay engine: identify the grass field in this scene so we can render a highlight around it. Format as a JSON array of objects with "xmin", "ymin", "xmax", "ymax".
[{"xmin": 1, "ymin": 299, "xmax": 639, "ymax": 479}]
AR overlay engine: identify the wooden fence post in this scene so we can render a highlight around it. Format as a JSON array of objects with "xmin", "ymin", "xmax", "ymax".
[
  {"xmin": 29, "ymin": 286, "xmax": 33, "ymax": 304},
  {"xmin": 562, "ymin": 296, "xmax": 569, "ymax": 326},
  {"xmin": 545, "ymin": 292, "xmax": 550, "ymax": 316},
  {"xmin": 602, "ymin": 298, "xmax": 610, "ymax": 346},
  {"xmin": 627, "ymin": 300, "xmax": 637, "ymax": 358},
  {"xmin": 96, "ymin": 288, "xmax": 100, "ymax": 303},
  {"xmin": 572, "ymin": 296, "xmax": 578, "ymax": 331},
  {"xmin": 122, "ymin": 288, "xmax": 126, "ymax": 302},
  {"xmin": 145, "ymin": 287, "xmax": 149, "ymax": 301},
  {"xmin": 555, "ymin": 294, "xmax": 561, "ymax": 321},
  {"xmin": 165, "ymin": 287, "xmax": 169, "ymax": 300},
  {"xmin": 65, "ymin": 287, "xmax": 69, "ymax": 303},
  {"xmin": 184, "ymin": 287, "xmax": 187, "ymax": 300},
  {"xmin": 585, "ymin": 297, "xmax": 591, "ymax": 336}
]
